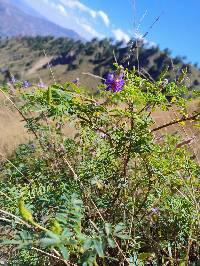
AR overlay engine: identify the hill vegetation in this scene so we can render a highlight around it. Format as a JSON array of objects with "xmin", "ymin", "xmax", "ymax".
[
  {"xmin": 0, "ymin": 36, "xmax": 200, "ymax": 92},
  {"xmin": 0, "ymin": 36, "xmax": 200, "ymax": 159},
  {"xmin": 0, "ymin": 66, "xmax": 199, "ymax": 265}
]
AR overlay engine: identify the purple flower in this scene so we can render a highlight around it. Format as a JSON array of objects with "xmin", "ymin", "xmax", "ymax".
[
  {"xmin": 72, "ymin": 78, "xmax": 79, "ymax": 86},
  {"xmin": 151, "ymin": 207, "xmax": 159, "ymax": 214},
  {"xmin": 38, "ymin": 82, "xmax": 46, "ymax": 88},
  {"xmin": 99, "ymin": 132, "xmax": 107, "ymax": 139},
  {"xmin": 10, "ymin": 75, "xmax": 16, "ymax": 84},
  {"xmin": 22, "ymin": 80, "xmax": 30, "ymax": 88},
  {"xmin": 105, "ymin": 69, "xmax": 125, "ymax": 93}
]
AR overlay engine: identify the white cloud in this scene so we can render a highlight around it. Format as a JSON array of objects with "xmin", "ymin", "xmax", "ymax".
[
  {"xmin": 60, "ymin": 0, "xmax": 110, "ymax": 27},
  {"xmin": 81, "ymin": 23, "xmax": 105, "ymax": 39},
  {"xmin": 28, "ymin": 0, "xmax": 130, "ymax": 42},
  {"xmin": 57, "ymin": 4, "xmax": 67, "ymax": 15},
  {"xmin": 60, "ymin": 0, "xmax": 88, "ymax": 12},
  {"xmin": 98, "ymin": 11, "xmax": 110, "ymax": 27},
  {"xmin": 112, "ymin": 28, "xmax": 130, "ymax": 43}
]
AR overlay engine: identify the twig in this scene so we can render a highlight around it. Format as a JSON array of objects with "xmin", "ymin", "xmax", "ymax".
[
  {"xmin": 77, "ymin": 114, "xmax": 113, "ymax": 147},
  {"xmin": 82, "ymin": 72, "xmax": 106, "ymax": 81},
  {"xmin": 32, "ymin": 247, "xmax": 77, "ymax": 266},
  {"xmin": 0, "ymin": 152, "xmax": 32, "ymax": 184},
  {"xmin": 0, "ymin": 88, "xmax": 41, "ymax": 143},
  {"xmin": 63, "ymin": 157, "xmax": 78, "ymax": 180},
  {"xmin": 140, "ymin": 67, "xmax": 156, "ymax": 83},
  {"xmin": 52, "ymin": 248, "xmax": 77, "ymax": 266},
  {"xmin": 133, "ymin": 158, "xmax": 153, "ymax": 218},
  {"xmin": 175, "ymin": 137, "xmax": 194, "ymax": 148},
  {"xmin": 0, "ymin": 217, "xmax": 16, "ymax": 223},
  {"xmin": 43, "ymin": 49, "xmax": 56, "ymax": 84},
  {"xmin": 113, "ymin": 50, "xmax": 118, "ymax": 64},
  {"xmin": 0, "ymin": 191, "xmax": 12, "ymax": 200},
  {"xmin": 122, "ymin": 12, "xmax": 164, "ymax": 64},
  {"xmin": 63, "ymin": 156, "xmax": 129, "ymax": 264},
  {"xmin": 0, "ymin": 209, "xmax": 31, "ymax": 228},
  {"xmin": 151, "ymin": 112, "xmax": 200, "ymax": 132},
  {"xmin": 32, "ymin": 247, "xmax": 61, "ymax": 261}
]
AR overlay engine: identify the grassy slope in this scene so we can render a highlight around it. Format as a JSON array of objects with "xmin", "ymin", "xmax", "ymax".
[
  {"xmin": 0, "ymin": 38, "xmax": 101, "ymax": 89},
  {"xmin": 0, "ymin": 37, "xmax": 199, "ymax": 160},
  {"xmin": 0, "ymin": 97, "xmax": 30, "ymax": 158},
  {"xmin": 0, "ymin": 37, "xmax": 200, "ymax": 90}
]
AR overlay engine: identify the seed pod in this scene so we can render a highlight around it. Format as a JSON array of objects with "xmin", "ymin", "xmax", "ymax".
[
  {"xmin": 18, "ymin": 198, "xmax": 34, "ymax": 223},
  {"xmin": 47, "ymin": 87, "xmax": 52, "ymax": 104}
]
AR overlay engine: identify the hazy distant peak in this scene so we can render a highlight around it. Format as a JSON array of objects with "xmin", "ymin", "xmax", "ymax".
[{"xmin": 0, "ymin": 0, "xmax": 81, "ymax": 40}]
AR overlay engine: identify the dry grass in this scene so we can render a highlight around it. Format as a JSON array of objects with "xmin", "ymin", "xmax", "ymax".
[
  {"xmin": 152, "ymin": 100, "xmax": 200, "ymax": 162},
  {"xmin": 0, "ymin": 93, "xmax": 77, "ymax": 159},
  {"xmin": 0, "ymin": 93, "xmax": 199, "ymax": 163},
  {"xmin": 0, "ymin": 97, "xmax": 30, "ymax": 158}
]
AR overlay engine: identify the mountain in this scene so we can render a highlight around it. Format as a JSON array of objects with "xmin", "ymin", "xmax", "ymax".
[
  {"xmin": 9, "ymin": 0, "xmax": 44, "ymax": 18},
  {"xmin": 0, "ymin": 36, "xmax": 199, "ymax": 92},
  {"xmin": 0, "ymin": 0, "xmax": 81, "ymax": 39}
]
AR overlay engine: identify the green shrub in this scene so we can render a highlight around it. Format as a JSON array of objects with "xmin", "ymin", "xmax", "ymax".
[{"xmin": 0, "ymin": 66, "xmax": 199, "ymax": 265}]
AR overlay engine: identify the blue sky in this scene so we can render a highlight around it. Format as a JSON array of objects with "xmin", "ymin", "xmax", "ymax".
[{"xmin": 21, "ymin": 0, "xmax": 200, "ymax": 64}]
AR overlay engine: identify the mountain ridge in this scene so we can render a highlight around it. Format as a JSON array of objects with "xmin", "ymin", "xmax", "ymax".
[
  {"xmin": 0, "ymin": 36, "xmax": 199, "ymax": 92},
  {"xmin": 0, "ymin": 0, "xmax": 81, "ymax": 39},
  {"xmin": 9, "ymin": 0, "xmax": 45, "ymax": 18}
]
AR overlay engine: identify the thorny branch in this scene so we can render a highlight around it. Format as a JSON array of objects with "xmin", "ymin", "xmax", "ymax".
[{"xmin": 151, "ymin": 112, "xmax": 200, "ymax": 132}]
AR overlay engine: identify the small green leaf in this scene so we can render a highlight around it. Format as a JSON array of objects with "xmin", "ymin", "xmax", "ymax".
[
  {"xmin": 108, "ymin": 238, "xmax": 116, "ymax": 248},
  {"xmin": 114, "ymin": 233, "xmax": 130, "ymax": 240},
  {"xmin": 138, "ymin": 252, "xmax": 154, "ymax": 261},
  {"xmin": 51, "ymin": 220, "xmax": 62, "ymax": 235},
  {"xmin": 105, "ymin": 223, "xmax": 112, "ymax": 236},
  {"xmin": 46, "ymin": 231, "xmax": 60, "ymax": 240},
  {"xmin": 84, "ymin": 239, "xmax": 93, "ymax": 250},
  {"xmin": 59, "ymin": 245, "xmax": 69, "ymax": 260},
  {"xmin": 179, "ymin": 260, "xmax": 186, "ymax": 266},
  {"xmin": 76, "ymin": 232, "xmax": 87, "ymax": 241},
  {"xmin": 40, "ymin": 238, "xmax": 60, "ymax": 246},
  {"xmin": 114, "ymin": 223, "xmax": 126, "ymax": 234},
  {"xmin": 93, "ymin": 240, "xmax": 104, "ymax": 258},
  {"xmin": 61, "ymin": 229, "xmax": 73, "ymax": 238}
]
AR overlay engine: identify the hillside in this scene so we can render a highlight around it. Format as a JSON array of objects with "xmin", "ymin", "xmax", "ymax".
[
  {"xmin": 0, "ymin": 0, "xmax": 81, "ymax": 39},
  {"xmin": 0, "ymin": 36, "xmax": 200, "ymax": 158},
  {"xmin": 0, "ymin": 36, "xmax": 199, "ymax": 265},
  {"xmin": 0, "ymin": 37, "xmax": 200, "ymax": 92}
]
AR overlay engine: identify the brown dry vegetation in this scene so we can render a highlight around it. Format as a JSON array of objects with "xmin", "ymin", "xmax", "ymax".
[
  {"xmin": 0, "ymin": 93, "xmax": 77, "ymax": 159},
  {"xmin": 152, "ymin": 101, "xmax": 200, "ymax": 163},
  {"xmin": 0, "ymin": 92, "xmax": 199, "ymax": 162},
  {"xmin": 0, "ymin": 97, "xmax": 30, "ymax": 158}
]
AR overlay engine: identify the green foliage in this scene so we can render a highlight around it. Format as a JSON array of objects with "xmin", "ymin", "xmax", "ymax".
[{"xmin": 0, "ymin": 66, "xmax": 199, "ymax": 265}]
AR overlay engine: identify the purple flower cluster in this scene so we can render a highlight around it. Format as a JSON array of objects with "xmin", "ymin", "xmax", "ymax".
[
  {"xmin": 151, "ymin": 207, "xmax": 159, "ymax": 214},
  {"xmin": 105, "ymin": 69, "xmax": 125, "ymax": 93},
  {"xmin": 22, "ymin": 80, "xmax": 30, "ymax": 88}
]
